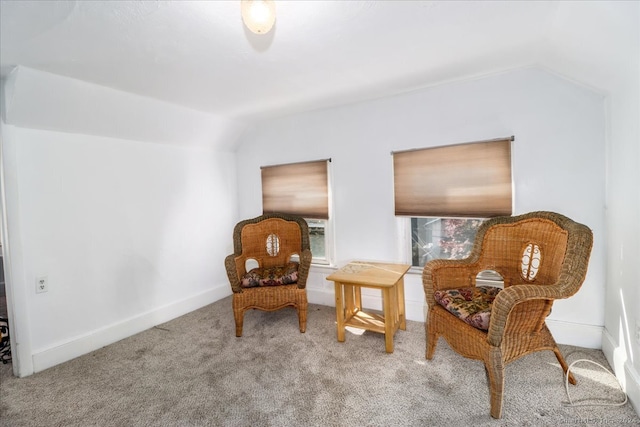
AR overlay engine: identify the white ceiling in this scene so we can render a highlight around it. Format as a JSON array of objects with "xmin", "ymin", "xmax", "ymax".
[{"xmin": 0, "ymin": 1, "xmax": 636, "ymax": 122}]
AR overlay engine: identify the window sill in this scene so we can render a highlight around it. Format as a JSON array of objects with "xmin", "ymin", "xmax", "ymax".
[
  {"xmin": 310, "ymin": 263, "xmax": 338, "ymax": 274},
  {"xmin": 407, "ymin": 266, "xmax": 424, "ymax": 275}
]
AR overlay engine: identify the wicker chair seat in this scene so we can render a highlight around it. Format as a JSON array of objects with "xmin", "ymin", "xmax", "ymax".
[
  {"xmin": 241, "ymin": 261, "xmax": 299, "ymax": 288},
  {"xmin": 434, "ymin": 286, "xmax": 502, "ymax": 331}
]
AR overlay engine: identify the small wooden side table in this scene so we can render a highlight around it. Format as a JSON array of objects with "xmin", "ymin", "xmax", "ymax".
[{"xmin": 326, "ymin": 261, "xmax": 411, "ymax": 353}]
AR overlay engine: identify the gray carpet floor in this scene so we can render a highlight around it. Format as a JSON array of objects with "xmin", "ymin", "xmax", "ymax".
[{"xmin": 1, "ymin": 297, "xmax": 638, "ymax": 426}]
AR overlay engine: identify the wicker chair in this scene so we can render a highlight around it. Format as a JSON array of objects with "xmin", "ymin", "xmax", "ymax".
[
  {"xmin": 225, "ymin": 213, "xmax": 312, "ymax": 337},
  {"xmin": 423, "ymin": 211, "xmax": 593, "ymax": 418}
]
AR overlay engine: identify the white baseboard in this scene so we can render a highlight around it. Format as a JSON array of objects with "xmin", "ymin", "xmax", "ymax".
[
  {"xmin": 546, "ymin": 319, "xmax": 604, "ymax": 349},
  {"xmin": 31, "ymin": 285, "xmax": 231, "ymax": 373},
  {"xmin": 602, "ymin": 329, "xmax": 640, "ymax": 416},
  {"xmin": 306, "ymin": 288, "xmax": 336, "ymax": 308}
]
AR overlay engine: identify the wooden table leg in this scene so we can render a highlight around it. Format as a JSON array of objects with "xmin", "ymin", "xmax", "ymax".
[
  {"xmin": 397, "ymin": 277, "xmax": 406, "ymax": 330},
  {"xmin": 390, "ymin": 283, "xmax": 399, "ymax": 330},
  {"xmin": 345, "ymin": 284, "xmax": 356, "ymax": 319},
  {"xmin": 334, "ymin": 282, "xmax": 345, "ymax": 342},
  {"xmin": 383, "ymin": 287, "xmax": 394, "ymax": 353}
]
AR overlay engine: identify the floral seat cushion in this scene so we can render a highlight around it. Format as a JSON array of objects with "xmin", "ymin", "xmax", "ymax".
[
  {"xmin": 433, "ymin": 286, "xmax": 502, "ymax": 330},
  {"xmin": 241, "ymin": 261, "xmax": 299, "ymax": 288}
]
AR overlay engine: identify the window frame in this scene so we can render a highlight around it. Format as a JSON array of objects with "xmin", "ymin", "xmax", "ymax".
[
  {"xmin": 260, "ymin": 159, "xmax": 334, "ymax": 266},
  {"xmin": 304, "ymin": 217, "xmax": 333, "ymax": 266},
  {"xmin": 400, "ymin": 216, "xmax": 505, "ymax": 288},
  {"xmin": 404, "ymin": 216, "xmax": 486, "ymax": 270},
  {"xmin": 393, "ymin": 137, "xmax": 515, "ymax": 271}
]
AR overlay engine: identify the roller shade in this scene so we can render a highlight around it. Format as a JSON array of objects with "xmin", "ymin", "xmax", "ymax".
[
  {"xmin": 393, "ymin": 138, "xmax": 513, "ymax": 217},
  {"xmin": 261, "ymin": 159, "xmax": 330, "ymax": 219}
]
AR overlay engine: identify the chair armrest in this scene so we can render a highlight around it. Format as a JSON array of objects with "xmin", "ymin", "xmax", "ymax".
[
  {"xmin": 296, "ymin": 249, "xmax": 313, "ymax": 289},
  {"xmin": 422, "ymin": 258, "xmax": 480, "ymax": 306},
  {"xmin": 486, "ymin": 284, "xmax": 565, "ymax": 347},
  {"xmin": 225, "ymin": 254, "xmax": 243, "ymax": 293}
]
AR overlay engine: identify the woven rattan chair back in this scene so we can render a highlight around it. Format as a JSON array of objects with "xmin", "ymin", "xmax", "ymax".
[
  {"xmin": 235, "ymin": 217, "xmax": 305, "ymax": 270},
  {"xmin": 473, "ymin": 217, "xmax": 569, "ymax": 288}
]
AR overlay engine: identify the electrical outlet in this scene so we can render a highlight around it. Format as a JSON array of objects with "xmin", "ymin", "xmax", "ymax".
[{"xmin": 36, "ymin": 276, "xmax": 48, "ymax": 293}]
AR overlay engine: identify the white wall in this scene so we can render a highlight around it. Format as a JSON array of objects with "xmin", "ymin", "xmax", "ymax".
[
  {"xmin": 600, "ymin": 12, "xmax": 640, "ymax": 417},
  {"xmin": 236, "ymin": 67, "xmax": 606, "ymax": 348},
  {"xmin": 2, "ymin": 127, "xmax": 238, "ymax": 375},
  {"xmin": 602, "ymin": 78, "xmax": 640, "ymax": 417},
  {"xmin": 1, "ymin": 69, "xmax": 242, "ymax": 376},
  {"xmin": 536, "ymin": 1, "xmax": 640, "ymax": 413}
]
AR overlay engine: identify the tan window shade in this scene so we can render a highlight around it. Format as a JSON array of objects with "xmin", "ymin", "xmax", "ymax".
[
  {"xmin": 393, "ymin": 138, "xmax": 513, "ymax": 217},
  {"xmin": 262, "ymin": 159, "xmax": 330, "ymax": 219}
]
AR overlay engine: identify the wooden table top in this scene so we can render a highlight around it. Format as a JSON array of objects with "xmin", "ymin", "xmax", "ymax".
[{"xmin": 326, "ymin": 261, "xmax": 411, "ymax": 287}]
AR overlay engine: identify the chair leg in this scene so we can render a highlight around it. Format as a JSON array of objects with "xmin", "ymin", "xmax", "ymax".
[
  {"xmin": 234, "ymin": 308, "xmax": 244, "ymax": 337},
  {"xmin": 425, "ymin": 314, "xmax": 438, "ymax": 359},
  {"xmin": 297, "ymin": 304, "xmax": 307, "ymax": 333},
  {"xmin": 486, "ymin": 348, "xmax": 505, "ymax": 419},
  {"xmin": 553, "ymin": 346, "xmax": 577, "ymax": 385}
]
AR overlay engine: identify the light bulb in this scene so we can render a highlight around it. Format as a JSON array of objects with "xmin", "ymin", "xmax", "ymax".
[{"xmin": 241, "ymin": 0, "xmax": 276, "ymax": 35}]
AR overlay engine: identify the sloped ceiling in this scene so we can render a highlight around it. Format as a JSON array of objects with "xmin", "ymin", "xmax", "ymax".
[{"xmin": 0, "ymin": 0, "xmax": 637, "ymax": 122}]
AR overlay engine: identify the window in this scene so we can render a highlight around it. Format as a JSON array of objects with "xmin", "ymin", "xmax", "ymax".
[
  {"xmin": 411, "ymin": 217, "xmax": 483, "ymax": 267},
  {"xmin": 306, "ymin": 218, "xmax": 328, "ymax": 262},
  {"xmin": 261, "ymin": 159, "xmax": 332, "ymax": 264},
  {"xmin": 411, "ymin": 217, "xmax": 505, "ymax": 287},
  {"xmin": 393, "ymin": 137, "xmax": 513, "ymax": 268}
]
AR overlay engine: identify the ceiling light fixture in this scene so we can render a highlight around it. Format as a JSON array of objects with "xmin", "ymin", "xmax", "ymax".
[{"xmin": 241, "ymin": 0, "xmax": 276, "ymax": 35}]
